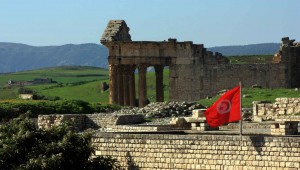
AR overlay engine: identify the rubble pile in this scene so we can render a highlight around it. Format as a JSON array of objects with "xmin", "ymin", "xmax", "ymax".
[{"xmin": 113, "ymin": 101, "xmax": 205, "ymax": 118}]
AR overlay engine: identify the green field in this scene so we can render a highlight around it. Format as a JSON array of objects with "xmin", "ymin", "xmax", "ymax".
[
  {"xmin": 0, "ymin": 66, "xmax": 170, "ymax": 103},
  {"xmin": 1, "ymin": 66, "xmax": 299, "ymax": 107},
  {"xmin": 0, "ymin": 66, "xmax": 109, "ymax": 102}
]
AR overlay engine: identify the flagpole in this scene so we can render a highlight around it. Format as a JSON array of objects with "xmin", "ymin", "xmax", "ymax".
[{"xmin": 239, "ymin": 81, "xmax": 243, "ymax": 140}]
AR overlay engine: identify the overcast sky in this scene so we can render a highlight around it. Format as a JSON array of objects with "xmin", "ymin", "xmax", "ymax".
[{"xmin": 1, "ymin": 0, "xmax": 299, "ymax": 47}]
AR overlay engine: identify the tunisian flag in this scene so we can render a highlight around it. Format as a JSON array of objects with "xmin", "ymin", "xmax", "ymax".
[{"xmin": 204, "ymin": 85, "xmax": 241, "ymax": 127}]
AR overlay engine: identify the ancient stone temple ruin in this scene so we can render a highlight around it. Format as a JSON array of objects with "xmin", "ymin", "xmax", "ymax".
[{"xmin": 101, "ymin": 20, "xmax": 300, "ymax": 107}]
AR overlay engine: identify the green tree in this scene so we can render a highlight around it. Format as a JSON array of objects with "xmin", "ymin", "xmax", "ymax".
[{"xmin": 0, "ymin": 113, "xmax": 120, "ymax": 170}]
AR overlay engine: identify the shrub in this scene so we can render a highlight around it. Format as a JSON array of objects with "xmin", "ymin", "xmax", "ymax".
[
  {"xmin": 0, "ymin": 113, "xmax": 121, "ymax": 170},
  {"xmin": 0, "ymin": 100, "xmax": 121, "ymax": 120}
]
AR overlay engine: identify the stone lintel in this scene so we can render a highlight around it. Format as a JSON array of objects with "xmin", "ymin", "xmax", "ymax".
[{"xmin": 108, "ymin": 56, "xmax": 176, "ymax": 65}]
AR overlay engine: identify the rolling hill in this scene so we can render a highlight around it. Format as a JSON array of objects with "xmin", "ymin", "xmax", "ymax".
[
  {"xmin": 0, "ymin": 42, "xmax": 280, "ymax": 73},
  {"xmin": 208, "ymin": 43, "xmax": 280, "ymax": 56},
  {"xmin": 0, "ymin": 43, "xmax": 108, "ymax": 73}
]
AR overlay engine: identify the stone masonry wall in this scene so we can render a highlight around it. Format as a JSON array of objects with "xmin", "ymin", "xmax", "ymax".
[
  {"xmin": 253, "ymin": 98, "xmax": 300, "ymax": 121},
  {"xmin": 38, "ymin": 114, "xmax": 144, "ymax": 131},
  {"xmin": 92, "ymin": 132, "xmax": 300, "ymax": 170},
  {"xmin": 170, "ymin": 57, "xmax": 286, "ymax": 101}
]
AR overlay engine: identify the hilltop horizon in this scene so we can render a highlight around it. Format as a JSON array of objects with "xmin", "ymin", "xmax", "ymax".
[{"xmin": 0, "ymin": 41, "xmax": 281, "ymax": 48}]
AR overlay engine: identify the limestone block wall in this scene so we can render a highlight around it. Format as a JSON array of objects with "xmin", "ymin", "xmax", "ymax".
[
  {"xmin": 253, "ymin": 98, "xmax": 300, "ymax": 121},
  {"xmin": 85, "ymin": 114, "xmax": 119, "ymax": 129},
  {"xmin": 38, "ymin": 114, "xmax": 144, "ymax": 130},
  {"xmin": 208, "ymin": 63, "xmax": 287, "ymax": 91},
  {"xmin": 170, "ymin": 62, "xmax": 287, "ymax": 101},
  {"xmin": 38, "ymin": 114, "xmax": 85, "ymax": 131},
  {"xmin": 92, "ymin": 133, "xmax": 300, "ymax": 170},
  {"xmin": 169, "ymin": 41, "xmax": 287, "ymax": 101}
]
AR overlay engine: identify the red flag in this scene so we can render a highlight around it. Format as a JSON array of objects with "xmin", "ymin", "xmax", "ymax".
[{"xmin": 204, "ymin": 85, "xmax": 241, "ymax": 127}]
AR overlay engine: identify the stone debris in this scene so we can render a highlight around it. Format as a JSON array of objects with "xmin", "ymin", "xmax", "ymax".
[
  {"xmin": 111, "ymin": 102, "xmax": 254, "ymax": 124},
  {"xmin": 113, "ymin": 101, "xmax": 205, "ymax": 119}
]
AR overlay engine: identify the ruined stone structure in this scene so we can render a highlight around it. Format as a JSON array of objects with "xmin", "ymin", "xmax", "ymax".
[
  {"xmin": 37, "ymin": 97, "xmax": 300, "ymax": 169},
  {"xmin": 253, "ymin": 97, "xmax": 300, "ymax": 122},
  {"xmin": 101, "ymin": 20, "xmax": 300, "ymax": 107},
  {"xmin": 38, "ymin": 113, "xmax": 300, "ymax": 169}
]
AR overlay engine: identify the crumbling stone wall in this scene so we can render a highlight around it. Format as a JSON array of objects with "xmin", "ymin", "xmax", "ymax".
[
  {"xmin": 38, "ymin": 114, "xmax": 144, "ymax": 131},
  {"xmin": 92, "ymin": 133, "xmax": 300, "ymax": 169},
  {"xmin": 280, "ymin": 37, "xmax": 300, "ymax": 88},
  {"xmin": 253, "ymin": 98, "xmax": 300, "ymax": 122},
  {"xmin": 101, "ymin": 20, "xmax": 131, "ymax": 42},
  {"xmin": 168, "ymin": 37, "xmax": 299, "ymax": 101},
  {"xmin": 170, "ymin": 60, "xmax": 286, "ymax": 101}
]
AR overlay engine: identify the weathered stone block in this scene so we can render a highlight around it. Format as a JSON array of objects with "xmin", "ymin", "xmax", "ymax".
[
  {"xmin": 257, "ymin": 110, "xmax": 266, "ymax": 116},
  {"xmin": 278, "ymin": 110, "xmax": 286, "ymax": 115},
  {"xmin": 192, "ymin": 109, "xmax": 205, "ymax": 118},
  {"xmin": 287, "ymin": 108, "xmax": 294, "ymax": 114}
]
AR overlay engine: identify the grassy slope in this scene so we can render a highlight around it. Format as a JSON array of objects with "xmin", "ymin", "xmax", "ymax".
[
  {"xmin": 0, "ymin": 66, "xmax": 169, "ymax": 103},
  {"xmin": 0, "ymin": 66, "xmax": 109, "ymax": 102}
]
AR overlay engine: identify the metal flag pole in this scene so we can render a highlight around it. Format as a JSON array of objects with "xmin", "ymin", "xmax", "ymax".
[{"xmin": 239, "ymin": 81, "xmax": 243, "ymax": 140}]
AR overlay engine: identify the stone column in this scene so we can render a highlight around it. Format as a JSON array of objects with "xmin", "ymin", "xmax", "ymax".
[
  {"xmin": 117, "ymin": 65, "xmax": 124, "ymax": 105},
  {"xmin": 123, "ymin": 66, "xmax": 130, "ymax": 106},
  {"xmin": 155, "ymin": 65, "xmax": 164, "ymax": 102},
  {"xmin": 138, "ymin": 64, "xmax": 148, "ymax": 107},
  {"xmin": 129, "ymin": 65, "xmax": 136, "ymax": 107},
  {"xmin": 108, "ymin": 64, "xmax": 118, "ymax": 104}
]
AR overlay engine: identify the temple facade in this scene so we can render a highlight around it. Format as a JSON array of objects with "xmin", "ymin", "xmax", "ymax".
[{"xmin": 101, "ymin": 20, "xmax": 300, "ymax": 107}]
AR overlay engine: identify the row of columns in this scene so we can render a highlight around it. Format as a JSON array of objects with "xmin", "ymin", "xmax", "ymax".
[{"xmin": 109, "ymin": 64, "xmax": 164, "ymax": 107}]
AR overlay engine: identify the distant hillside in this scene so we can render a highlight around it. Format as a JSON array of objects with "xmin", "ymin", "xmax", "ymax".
[
  {"xmin": 0, "ymin": 43, "xmax": 108, "ymax": 73},
  {"xmin": 0, "ymin": 42, "xmax": 280, "ymax": 73},
  {"xmin": 208, "ymin": 43, "xmax": 280, "ymax": 56}
]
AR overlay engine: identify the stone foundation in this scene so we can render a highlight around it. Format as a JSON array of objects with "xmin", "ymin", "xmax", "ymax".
[{"xmin": 92, "ymin": 132, "xmax": 300, "ymax": 170}]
